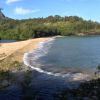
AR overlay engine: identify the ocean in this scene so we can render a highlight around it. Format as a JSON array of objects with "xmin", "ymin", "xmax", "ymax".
[
  {"xmin": 24, "ymin": 36, "xmax": 100, "ymax": 80},
  {"xmin": 0, "ymin": 40, "xmax": 16, "ymax": 43},
  {"xmin": 1, "ymin": 36, "xmax": 100, "ymax": 100}
]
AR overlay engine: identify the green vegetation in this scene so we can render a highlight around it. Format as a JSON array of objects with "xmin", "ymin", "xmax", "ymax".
[
  {"xmin": 0, "ymin": 15, "xmax": 100, "ymax": 40},
  {"xmin": 95, "ymin": 65, "xmax": 100, "ymax": 78},
  {"xmin": 97, "ymin": 65, "xmax": 100, "ymax": 70},
  {"xmin": 56, "ymin": 78, "xmax": 100, "ymax": 100},
  {"xmin": 0, "ymin": 70, "xmax": 11, "ymax": 89},
  {"xmin": 0, "ymin": 56, "xmax": 22, "ymax": 71},
  {"xmin": 0, "ymin": 70, "xmax": 10, "ymax": 80}
]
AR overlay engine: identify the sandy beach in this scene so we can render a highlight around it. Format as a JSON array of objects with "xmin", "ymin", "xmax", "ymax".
[
  {"xmin": 0, "ymin": 36, "xmax": 93, "ymax": 80},
  {"xmin": 0, "ymin": 37, "xmax": 50, "ymax": 70},
  {"xmin": 0, "ymin": 38, "xmax": 50, "ymax": 61}
]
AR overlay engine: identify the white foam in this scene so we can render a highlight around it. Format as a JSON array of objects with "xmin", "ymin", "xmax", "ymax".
[
  {"xmin": 71, "ymin": 73, "xmax": 89, "ymax": 81},
  {"xmin": 23, "ymin": 37, "xmax": 89, "ymax": 80},
  {"xmin": 23, "ymin": 37, "xmax": 57, "ymax": 75}
]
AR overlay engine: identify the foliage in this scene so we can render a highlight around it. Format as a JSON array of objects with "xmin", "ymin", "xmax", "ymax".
[
  {"xmin": 97, "ymin": 65, "xmax": 100, "ymax": 70},
  {"xmin": 55, "ymin": 78, "xmax": 100, "ymax": 100},
  {"xmin": 0, "ymin": 70, "xmax": 10, "ymax": 80},
  {"xmin": 0, "ymin": 16, "xmax": 100, "ymax": 40}
]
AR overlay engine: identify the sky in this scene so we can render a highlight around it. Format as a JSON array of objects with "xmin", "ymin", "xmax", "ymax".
[{"xmin": 0, "ymin": 0, "xmax": 100, "ymax": 21}]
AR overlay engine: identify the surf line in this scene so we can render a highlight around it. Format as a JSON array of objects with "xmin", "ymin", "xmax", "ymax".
[
  {"xmin": 23, "ymin": 37, "xmax": 63, "ymax": 77},
  {"xmin": 23, "ymin": 37, "xmax": 89, "ymax": 80}
]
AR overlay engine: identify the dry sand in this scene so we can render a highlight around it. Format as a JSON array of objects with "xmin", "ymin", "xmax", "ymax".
[{"xmin": 0, "ymin": 37, "xmax": 50, "ymax": 62}]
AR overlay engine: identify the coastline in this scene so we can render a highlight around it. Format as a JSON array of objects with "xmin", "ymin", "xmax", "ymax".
[
  {"xmin": 0, "ymin": 36, "xmax": 96, "ymax": 80},
  {"xmin": 0, "ymin": 37, "xmax": 51, "ymax": 71},
  {"xmin": 0, "ymin": 36, "xmax": 99, "ymax": 100}
]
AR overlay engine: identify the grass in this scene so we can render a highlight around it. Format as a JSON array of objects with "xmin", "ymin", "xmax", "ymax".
[
  {"xmin": 0, "ymin": 54, "xmax": 25, "ymax": 89},
  {"xmin": 0, "ymin": 55, "xmax": 22, "ymax": 71},
  {"xmin": 0, "ymin": 70, "xmax": 11, "ymax": 89},
  {"xmin": 0, "ymin": 70, "xmax": 10, "ymax": 80}
]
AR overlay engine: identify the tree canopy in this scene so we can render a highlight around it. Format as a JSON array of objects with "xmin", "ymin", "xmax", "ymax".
[{"xmin": 0, "ymin": 15, "xmax": 100, "ymax": 40}]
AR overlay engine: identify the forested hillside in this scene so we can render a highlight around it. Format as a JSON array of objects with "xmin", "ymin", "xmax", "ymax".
[{"xmin": 0, "ymin": 15, "xmax": 100, "ymax": 40}]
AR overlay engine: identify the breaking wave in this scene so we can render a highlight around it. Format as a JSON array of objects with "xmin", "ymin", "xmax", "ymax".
[{"xmin": 23, "ymin": 37, "xmax": 90, "ymax": 81}]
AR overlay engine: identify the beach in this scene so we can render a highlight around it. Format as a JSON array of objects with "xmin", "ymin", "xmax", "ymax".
[
  {"xmin": 0, "ymin": 36, "xmax": 92, "ymax": 80},
  {"xmin": 0, "ymin": 37, "xmax": 50, "ymax": 71},
  {"xmin": 0, "ymin": 36, "xmax": 98, "ymax": 100}
]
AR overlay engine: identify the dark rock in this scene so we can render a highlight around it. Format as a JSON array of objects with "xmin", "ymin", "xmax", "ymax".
[{"xmin": 0, "ymin": 8, "xmax": 5, "ymax": 19}]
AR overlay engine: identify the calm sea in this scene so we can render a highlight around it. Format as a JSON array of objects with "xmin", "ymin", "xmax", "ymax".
[
  {"xmin": 0, "ymin": 40, "xmax": 16, "ymax": 43},
  {"xmin": 24, "ymin": 36, "xmax": 100, "ymax": 78}
]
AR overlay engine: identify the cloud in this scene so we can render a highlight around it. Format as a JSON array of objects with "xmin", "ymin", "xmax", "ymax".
[
  {"xmin": 14, "ymin": 7, "xmax": 40, "ymax": 15},
  {"xmin": 6, "ymin": 0, "xmax": 22, "ymax": 4}
]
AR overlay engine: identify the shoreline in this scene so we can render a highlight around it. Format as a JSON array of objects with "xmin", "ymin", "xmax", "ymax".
[
  {"xmin": 0, "ymin": 36, "xmax": 99, "ymax": 99},
  {"xmin": 0, "ymin": 37, "xmax": 51, "ymax": 61},
  {"xmin": 0, "ymin": 36, "xmax": 96, "ymax": 80},
  {"xmin": 0, "ymin": 37, "xmax": 51, "ymax": 71},
  {"xmin": 23, "ymin": 37, "xmax": 93, "ymax": 81}
]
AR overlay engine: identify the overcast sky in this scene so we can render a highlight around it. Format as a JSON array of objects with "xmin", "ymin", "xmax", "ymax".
[{"xmin": 0, "ymin": 0, "xmax": 100, "ymax": 21}]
